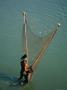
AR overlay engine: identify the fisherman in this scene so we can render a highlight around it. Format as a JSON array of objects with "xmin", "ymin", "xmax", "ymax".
[
  {"xmin": 23, "ymin": 56, "xmax": 30, "ymax": 84},
  {"xmin": 23, "ymin": 55, "xmax": 33, "ymax": 84},
  {"xmin": 18, "ymin": 54, "xmax": 33, "ymax": 85}
]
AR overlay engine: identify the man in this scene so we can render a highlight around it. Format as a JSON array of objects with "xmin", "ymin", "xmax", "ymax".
[
  {"xmin": 18, "ymin": 54, "xmax": 31, "ymax": 85},
  {"xmin": 23, "ymin": 59, "xmax": 30, "ymax": 84}
]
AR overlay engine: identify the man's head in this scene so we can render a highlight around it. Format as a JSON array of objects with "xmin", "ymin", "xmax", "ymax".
[{"xmin": 21, "ymin": 54, "xmax": 27, "ymax": 61}]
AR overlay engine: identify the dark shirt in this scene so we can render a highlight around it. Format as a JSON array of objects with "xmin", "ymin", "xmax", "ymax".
[{"xmin": 20, "ymin": 60, "xmax": 25, "ymax": 71}]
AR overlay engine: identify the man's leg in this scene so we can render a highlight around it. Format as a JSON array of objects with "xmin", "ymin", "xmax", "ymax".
[
  {"xmin": 23, "ymin": 73, "xmax": 28, "ymax": 84},
  {"xmin": 18, "ymin": 70, "xmax": 23, "ymax": 81}
]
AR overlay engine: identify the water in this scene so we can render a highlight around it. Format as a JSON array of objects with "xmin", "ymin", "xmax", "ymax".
[{"xmin": 0, "ymin": 0, "xmax": 67, "ymax": 90}]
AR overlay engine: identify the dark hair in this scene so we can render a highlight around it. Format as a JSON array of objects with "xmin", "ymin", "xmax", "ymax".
[{"xmin": 21, "ymin": 54, "xmax": 27, "ymax": 60}]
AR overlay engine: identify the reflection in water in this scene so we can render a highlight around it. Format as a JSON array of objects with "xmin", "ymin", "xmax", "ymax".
[{"xmin": 0, "ymin": 73, "xmax": 35, "ymax": 90}]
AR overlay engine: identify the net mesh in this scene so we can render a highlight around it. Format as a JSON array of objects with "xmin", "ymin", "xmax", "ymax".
[{"xmin": 22, "ymin": 12, "xmax": 60, "ymax": 67}]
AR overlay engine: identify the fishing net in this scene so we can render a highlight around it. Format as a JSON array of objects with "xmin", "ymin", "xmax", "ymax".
[{"xmin": 22, "ymin": 12, "xmax": 60, "ymax": 68}]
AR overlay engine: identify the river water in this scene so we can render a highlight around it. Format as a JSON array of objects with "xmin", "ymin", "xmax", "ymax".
[{"xmin": 0, "ymin": 0, "xmax": 67, "ymax": 90}]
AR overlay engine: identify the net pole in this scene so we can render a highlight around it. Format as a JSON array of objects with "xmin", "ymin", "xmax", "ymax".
[{"xmin": 23, "ymin": 12, "xmax": 29, "ymax": 63}]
